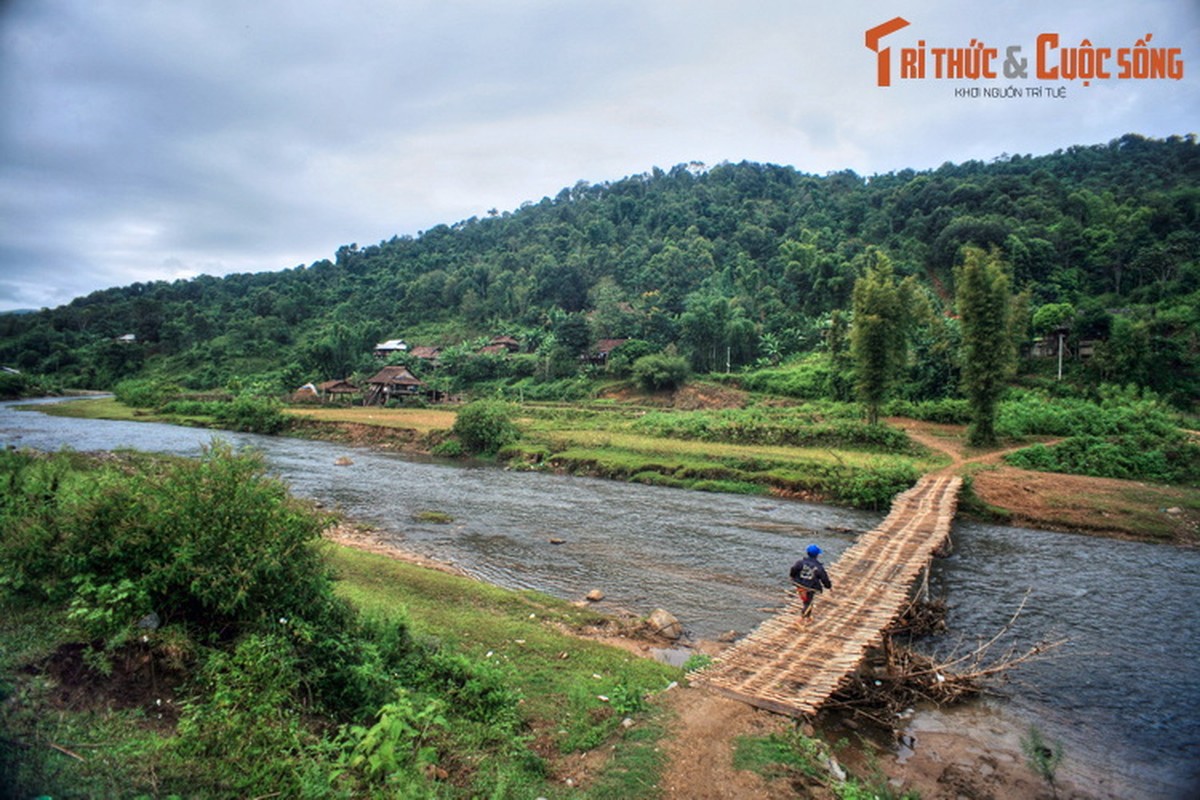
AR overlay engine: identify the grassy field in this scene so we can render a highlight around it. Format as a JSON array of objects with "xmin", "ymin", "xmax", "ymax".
[
  {"xmin": 28, "ymin": 395, "xmax": 146, "ymax": 421},
  {"xmin": 325, "ymin": 545, "xmax": 682, "ymax": 757},
  {"xmin": 286, "ymin": 405, "xmax": 457, "ymax": 432}
]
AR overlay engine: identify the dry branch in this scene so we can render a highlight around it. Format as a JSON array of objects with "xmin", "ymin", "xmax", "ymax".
[{"xmin": 826, "ymin": 593, "xmax": 1065, "ymax": 727}]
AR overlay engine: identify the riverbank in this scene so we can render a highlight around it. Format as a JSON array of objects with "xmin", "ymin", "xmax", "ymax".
[{"xmin": 32, "ymin": 395, "xmax": 1200, "ymax": 543}]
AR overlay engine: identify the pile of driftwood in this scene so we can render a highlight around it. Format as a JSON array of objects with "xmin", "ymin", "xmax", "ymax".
[{"xmin": 825, "ymin": 592, "xmax": 1062, "ymax": 729}]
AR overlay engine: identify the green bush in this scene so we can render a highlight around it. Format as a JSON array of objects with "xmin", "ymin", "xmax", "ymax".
[
  {"xmin": 632, "ymin": 408, "xmax": 914, "ymax": 453},
  {"xmin": 739, "ymin": 355, "xmax": 831, "ymax": 399},
  {"xmin": 431, "ymin": 438, "xmax": 464, "ymax": 457},
  {"xmin": 157, "ymin": 395, "xmax": 288, "ymax": 434},
  {"xmin": 632, "ymin": 353, "xmax": 690, "ymax": 392},
  {"xmin": 212, "ymin": 396, "xmax": 288, "ymax": 434},
  {"xmin": 158, "ymin": 399, "xmax": 222, "ymax": 417},
  {"xmin": 995, "ymin": 386, "xmax": 1179, "ymax": 439},
  {"xmin": 452, "ymin": 400, "xmax": 520, "ymax": 455},
  {"xmin": 112, "ymin": 378, "xmax": 180, "ymax": 408},
  {"xmin": 341, "ymin": 688, "xmax": 446, "ymax": 793},
  {"xmin": 1005, "ymin": 434, "xmax": 1200, "ymax": 484},
  {"xmin": 994, "ymin": 387, "xmax": 1198, "ymax": 484},
  {"xmin": 0, "ymin": 370, "xmax": 29, "ymax": 399},
  {"xmin": 883, "ymin": 397, "xmax": 972, "ymax": 424},
  {"xmin": 170, "ymin": 633, "xmax": 325, "ymax": 794},
  {"xmin": 0, "ymin": 444, "xmax": 335, "ymax": 632},
  {"xmin": 604, "ymin": 339, "xmax": 657, "ymax": 377},
  {"xmin": 829, "ymin": 460, "xmax": 919, "ymax": 510}
]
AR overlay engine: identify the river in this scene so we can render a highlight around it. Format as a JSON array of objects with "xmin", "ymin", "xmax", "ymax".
[{"xmin": 2, "ymin": 398, "xmax": 1198, "ymax": 799}]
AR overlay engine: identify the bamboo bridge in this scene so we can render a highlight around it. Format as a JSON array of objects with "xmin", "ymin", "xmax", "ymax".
[{"xmin": 693, "ymin": 472, "xmax": 962, "ymax": 717}]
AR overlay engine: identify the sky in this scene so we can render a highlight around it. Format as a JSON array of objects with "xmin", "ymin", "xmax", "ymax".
[{"xmin": 1, "ymin": 0, "xmax": 1196, "ymax": 312}]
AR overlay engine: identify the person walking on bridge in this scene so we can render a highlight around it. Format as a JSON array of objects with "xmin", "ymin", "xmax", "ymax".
[{"xmin": 790, "ymin": 544, "xmax": 832, "ymax": 617}]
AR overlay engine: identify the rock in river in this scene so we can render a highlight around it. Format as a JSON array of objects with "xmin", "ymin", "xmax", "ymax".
[{"xmin": 648, "ymin": 608, "xmax": 683, "ymax": 640}]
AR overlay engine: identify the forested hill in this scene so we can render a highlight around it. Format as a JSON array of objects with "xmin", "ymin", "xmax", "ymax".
[{"xmin": 2, "ymin": 133, "xmax": 1197, "ymax": 403}]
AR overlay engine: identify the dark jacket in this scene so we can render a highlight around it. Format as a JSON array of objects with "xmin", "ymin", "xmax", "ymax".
[{"xmin": 789, "ymin": 556, "xmax": 832, "ymax": 592}]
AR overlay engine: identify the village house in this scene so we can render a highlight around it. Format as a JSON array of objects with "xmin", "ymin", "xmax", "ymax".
[
  {"xmin": 373, "ymin": 339, "xmax": 408, "ymax": 358},
  {"xmin": 478, "ymin": 335, "xmax": 520, "ymax": 355},
  {"xmin": 317, "ymin": 379, "xmax": 359, "ymax": 402},
  {"xmin": 408, "ymin": 345, "xmax": 442, "ymax": 366},
  {"xmin": 364, "ymin": 366, "xmax": 426, "ymax": 405}
]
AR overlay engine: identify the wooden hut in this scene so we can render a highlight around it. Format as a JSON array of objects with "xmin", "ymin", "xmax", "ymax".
[
  {"xmin": 409, "ymin": 345, "xmax": 442, "ymax": 366},
  {"xmin": 364, "ymin": 366, "xmax": 426, "ymax": 405},
  {"xmin": 317, "ymin": 379, "xmax": 359, "ymax": 403}
]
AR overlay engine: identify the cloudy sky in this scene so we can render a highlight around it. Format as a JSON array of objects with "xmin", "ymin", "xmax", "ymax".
[{"xmin": 1, "ymin": 0, "xmax": 1196, "ymax": 312}]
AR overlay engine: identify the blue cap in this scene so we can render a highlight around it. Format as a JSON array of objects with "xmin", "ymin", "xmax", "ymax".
[{"xmin": 806, "ymin": 544, "xmax": 821, "ymax": 557}]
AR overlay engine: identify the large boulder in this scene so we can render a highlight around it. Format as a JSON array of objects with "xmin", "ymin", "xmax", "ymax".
[{"xmin": 648, "ymin": 608, "xmax": 683, "ymax": 640}]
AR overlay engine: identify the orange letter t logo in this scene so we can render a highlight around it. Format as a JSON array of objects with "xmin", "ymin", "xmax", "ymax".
[{"xmin": 866, "ymin": 17, "xmax": 911, "ymax": 87}]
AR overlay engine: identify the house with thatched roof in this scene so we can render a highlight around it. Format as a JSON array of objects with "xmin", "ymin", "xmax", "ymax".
[
  {"xmin": 364, "ymin": 366, "xmax": 425, "ymax": 405},
  {"xmin": 487, "ymin": 335, "xmax": 520, "ymax": 352},
  {"xmin": 409, "ymin": 345, "xmax": 442, "ymax": 363},
  {"xmin": 317, "ymin": 379, "xmax": 359, "ymax": 402}
]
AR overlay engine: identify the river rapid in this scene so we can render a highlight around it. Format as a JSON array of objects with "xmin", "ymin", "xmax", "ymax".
[{"xmin": 3, "ymin": 398, "xmax": 1198, "ymax": 799}]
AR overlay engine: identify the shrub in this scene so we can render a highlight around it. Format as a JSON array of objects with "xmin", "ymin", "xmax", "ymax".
[
  {"xmin": 884, "ymin": 397, "xmax": 972, "ymax": 424},
  {"xmin": 830, "ymin": 460, "xmax": 919, "ymax": 509},
  {"xmin": 212, "ymin": 396, "xmax": 288, "ymax": 434},
  {"xmin": 0, "ymin": 447, "xmax": 548, "ymax": 799},
  {"xmin": 341, "ymin": 689, "xmax": 447, "ymax": 791},
  {"xmin": 632, "ymin": 409, "xmax": 915, "ymax": 454},
  {"xmin": 452, "ymin": 400, "xmax": 520, "ymax": 455},
  {"xmin": 632, "ymin": 353, "xmax": 690, "ymax": 392},
  {"xmin": 169, "ymin": 633, "xmax": 329, "ymax": 795},
  {"xmin": 739, "ymin": 355, "xmax": 831, "ymax": 399},
  {"xmin": 431, "ymin": 438, "xmax": 464, "ymax": 457},
  {"xmin": 0, "ymin": 444, "xmax": 333, "ymax": 633},
  {"xmin": 112, "ymin": 378, "xmax": 180, "ymax": 408},
  {"xmin": 0, "ymin": 370, "xmax": 29, "ymax": 399},
  {"xmin": 604, "ymin": 339, "xmax": 657, "ymax": 377},
  {"xmin": 158, "ymin": 399, "xmax": 222, "ymax": 417},
  {"xmin": 1020, "ymin": 725, "xmax": 1063, "ymax": 797},
  {"xmin": 1005, "ymin": 434, "xmax": 1200, "ymax": 484}
]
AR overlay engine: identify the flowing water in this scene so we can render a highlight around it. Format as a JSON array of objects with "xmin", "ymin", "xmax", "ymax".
[{"xmin": 3, "ymin": 398, "xmax": 1198, "ymax": 799}]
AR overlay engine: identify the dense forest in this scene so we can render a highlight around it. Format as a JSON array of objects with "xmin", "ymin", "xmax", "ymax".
[{"xmin": 1, "ymin": 133, "xmax": 1197, "ymax": 407}]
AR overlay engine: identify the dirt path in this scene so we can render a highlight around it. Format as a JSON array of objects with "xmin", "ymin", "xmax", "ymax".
[{"xmin": 658, "ymin": 690, "xmax": 805, "ymax": 800}]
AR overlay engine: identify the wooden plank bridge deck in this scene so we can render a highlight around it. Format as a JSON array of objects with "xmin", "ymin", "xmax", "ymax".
[{"xmin": 693, "ymin": 473, "xmax": 962, "ymax": 717}]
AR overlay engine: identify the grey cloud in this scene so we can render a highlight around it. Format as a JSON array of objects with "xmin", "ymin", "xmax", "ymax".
[{"xmin": 1, "ymin": 0, "xmax": 1196, "ymax": 312}]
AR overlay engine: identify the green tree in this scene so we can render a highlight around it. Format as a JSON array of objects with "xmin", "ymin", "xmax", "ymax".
[
  {"xmin": 1031, "ymin": 302, "xmax": 1075, "ymax": 335},
  {"xmin": 632, "ymin": 352, "xmax": 690, "ymax": 391},
  {"xmin": 850, "ymin": 251, "xmax": 914, "ymax": 424},
  {"xmin": 679, "ymin": 292, "xmax": 757, "ymax": 373},
  {"xmin": 825, "ymin": 310, "xmax": 854, "ymax": 402},
  {"xmin": 956, "ymin": 247, "xmax": 1015, "ymax": 446},
  {"xmin": 452, "ymin": 400, "xmax": 520, "ymax": 455}
]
